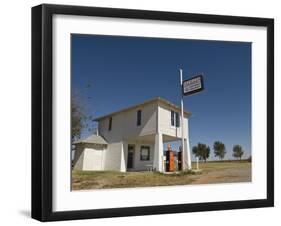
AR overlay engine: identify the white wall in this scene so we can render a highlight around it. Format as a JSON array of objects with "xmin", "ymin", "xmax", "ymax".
[
  {"xmin": 82, "ymin": 146, "xmax": 104, "ymax": 171},
  {"xmin": 158, "ymin": 103, "xmax": 188, "ymax": 139},
  {"xmin": 73, "ymin": 144, "xmax": 106, "ymax": 171},
  {"xmin": 123, "ymin": 140, "xmax": 154, "ymax": 171},
  {"xmin": 0, "ymin": 1, "xmax": 279, "ymax": 226},
  {"xmin": 103, "ymin": 142, "xmax": 123, "ymax": 171},
  {"xmin": 99, "ymin": 102, "xmax": 157, "ymax": 142},
  {"xmin": 134, "ymin": 142, "xmax": 154, "ymax": 171},
  {"xmin": 99, "ymin": 101, "xmax": 189, "ymax": 142}
]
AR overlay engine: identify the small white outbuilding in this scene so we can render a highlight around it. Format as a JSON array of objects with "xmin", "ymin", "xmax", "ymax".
[{"xmin": 73, "ymin": 135, "xmax": 108, "ymax": 171}]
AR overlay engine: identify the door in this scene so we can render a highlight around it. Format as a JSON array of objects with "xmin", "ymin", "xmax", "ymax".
[{"xmin": 127, "ymin": 144, "xmax": 135, "ymax": 169}]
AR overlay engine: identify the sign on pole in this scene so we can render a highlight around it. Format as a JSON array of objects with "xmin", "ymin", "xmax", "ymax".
[{"xmin": 182, "ymin": 75, "xmax": 204, "ymax": 96}]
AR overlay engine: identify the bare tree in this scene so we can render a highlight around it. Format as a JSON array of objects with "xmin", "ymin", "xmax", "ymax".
[{"xmin": 71, "ymin": 93, "xmax": 86, "ymax": 142}]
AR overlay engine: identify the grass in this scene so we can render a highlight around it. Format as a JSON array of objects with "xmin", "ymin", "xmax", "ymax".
[
  {"xmin": 72, "ymin": 170, "xmax": 196, "ymax": 190},
  {"xmin": 192, "ymin": 161, "xmax": 251, "ymax": 171},
  {"xmin": 72, "ymin": 161, "xmax": 251, "ymax": 190}
]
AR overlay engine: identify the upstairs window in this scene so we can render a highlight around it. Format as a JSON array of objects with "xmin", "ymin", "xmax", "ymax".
[
  {"xmin": 171, "ymin": 110, "xmax": 175, "ymax": 126},
  {"xmin": 108, "ymin": 117, "xmax": 112, "ymax": 131},
  {"xmin": 171, "ymin": 110, "xmax": 180, "ymax": 127},
  {"xmin": 137, "ymin": 110, "xmax": 142, "ymax": 126},
  {"xmin": 175, "ymin": 112, "xmax": 180, "ymax": 127}
]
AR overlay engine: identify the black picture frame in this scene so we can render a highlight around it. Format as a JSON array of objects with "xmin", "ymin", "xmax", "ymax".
[{"xmin": 32, "ymin": 4, "xmax": 274, "ymax": 222}]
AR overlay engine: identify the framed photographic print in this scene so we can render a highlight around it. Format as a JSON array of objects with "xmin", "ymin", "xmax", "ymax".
[{"xmin": 32, "ymin": 4, "xmax": 274, "ymax": 221}]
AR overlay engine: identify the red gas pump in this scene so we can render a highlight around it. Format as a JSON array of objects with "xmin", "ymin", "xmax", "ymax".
[{"xmin": 165, "ymin": 144, "xmax": 175, "ymax": 172}]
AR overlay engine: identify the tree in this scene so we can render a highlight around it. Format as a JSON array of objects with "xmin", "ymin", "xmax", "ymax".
[
  {"xmin": 213, "ymin": 141, "xmax": 226, "ymax": 160},
  {"xmin": 247, "ymin": 155, "xmax": 252, "ymax": 162},
  {"xmin": 192, "ymin": 143, "xmax": 210, "ymax": 162},
  {"xmin": 232, "ymin": 145, "xmax": 244, "ymax": 160},
  {"xmin": 71, "ymin": 94, "xmax": 86, "ymax": 142}
]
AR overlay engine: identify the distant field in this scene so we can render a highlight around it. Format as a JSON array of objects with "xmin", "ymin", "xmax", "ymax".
[{"xmin": 72, "ymin": 161, "xmax": 251, "ymax": 190}]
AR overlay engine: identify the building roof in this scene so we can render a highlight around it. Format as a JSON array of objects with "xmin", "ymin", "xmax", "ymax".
[
  {"xmin": 73, "ymin": 134, "xmax": 108, "ymax": 145},
  {"xmin": 94, "ymin": 97, "xmax": 191, "ymax": 121}
]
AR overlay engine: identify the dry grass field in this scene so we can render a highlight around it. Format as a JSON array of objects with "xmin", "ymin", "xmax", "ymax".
[{"xmin": 72, "ymin": 161, "xmax": 251, "ymax": 190}]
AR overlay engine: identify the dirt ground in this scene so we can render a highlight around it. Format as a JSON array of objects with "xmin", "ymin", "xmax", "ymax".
[
  {"xmin": 72, "ymin": 161, "xmax": 251, "ymax": 190},
  {"xmin": 189, "ymin": 162, "xmax": 251, "ymax": 184}
]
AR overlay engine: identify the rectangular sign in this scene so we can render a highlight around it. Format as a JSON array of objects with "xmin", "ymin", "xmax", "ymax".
[{"xmin": 182, "ymin": 75, "xmax": 204, "ymax": 96}]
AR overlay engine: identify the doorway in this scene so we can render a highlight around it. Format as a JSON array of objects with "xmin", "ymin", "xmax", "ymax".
[{"xmin": 127, "ymin": 144, "xmax": 135, "ymax": 170}]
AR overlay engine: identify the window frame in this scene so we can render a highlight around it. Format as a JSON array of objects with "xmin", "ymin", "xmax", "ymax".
[
  {"xmin": 171, "ymin": 110, "xmax": 180, "ymax": 127},
  {"xmin": 171, "ymin": 110, "xmax": 175, "ymax": 126},
  {"xmin": 108, "ymin": 117, "xmax": 112, "ymax": 131},
  {"xmin": 140, "ymin": 145, "xmax": 150, "ymax": 161},
  {"xmin": 137, "ymin": 109, "xmax": 142, "ymax": 126},
  {"xmin": 175, "ymin": 112, "xmax": 180, "ymax": 127}
]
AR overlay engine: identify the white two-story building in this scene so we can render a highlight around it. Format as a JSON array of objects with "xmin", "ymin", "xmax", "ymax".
[{"xmin": 73, "ymin": 97, "xmax": 192, "ymax": 172}]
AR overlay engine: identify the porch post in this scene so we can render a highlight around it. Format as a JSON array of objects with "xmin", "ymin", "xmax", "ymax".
[
  {"xmin": 153, "ymin": 133, "xmax": 163, "ymax": 172},
  {"xmin": 120, "ymin": 142, "xmax": 126, "ymax": 172},
  {"xmin": 186, "ymin": 118, "xmax": 192, "ymax": 169}
]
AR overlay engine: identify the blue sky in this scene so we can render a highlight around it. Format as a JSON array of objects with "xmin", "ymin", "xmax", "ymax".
[{"xmin": 71, "ymin": 34, "xmax": 251, "ymax": 160}]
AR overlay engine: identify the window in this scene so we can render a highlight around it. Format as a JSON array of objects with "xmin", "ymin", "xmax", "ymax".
[
  {"xmin": 171, "ymin": 110, "xmax": 175, "ymax": 126},
  {"xmin": 175, "ymin": 112, "xmax": 180, "ymax": 127},
  {"xmin": 137, "ymin": 110, "xmax": 142, "ymax": 126},
  {"xmin": 108, "ymin": 117, "xmax": 112, "ymax": 131},
  {"xmin": 171, "ymin": 110, "xmax": 180, "ymax": 127},
  {"xmin": 140, "ymin": 146, "xmax": 150, "ymax": 161}
]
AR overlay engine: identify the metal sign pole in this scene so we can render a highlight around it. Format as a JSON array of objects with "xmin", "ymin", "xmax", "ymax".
[
  {"xmin": 180, "ymin": 71, "xmax": 204, "ymax": 171},
  {"xmin": 179, "ymin": 69, "xmax": 186, "ymax": 171}
]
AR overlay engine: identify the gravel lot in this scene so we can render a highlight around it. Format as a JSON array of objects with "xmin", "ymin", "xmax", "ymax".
[{"xmin": 190, "ymin": 163, "xmax": 251, "ymax": 184}]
